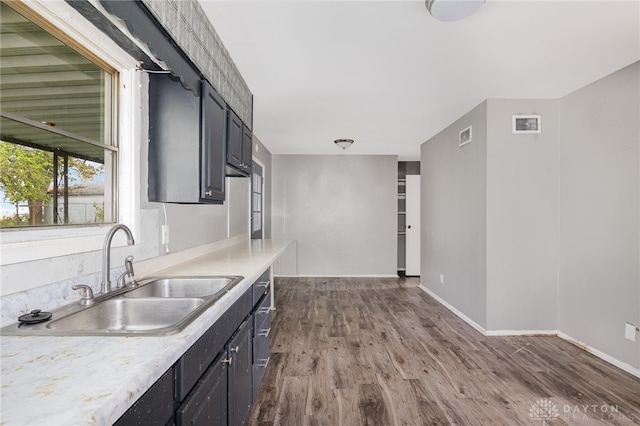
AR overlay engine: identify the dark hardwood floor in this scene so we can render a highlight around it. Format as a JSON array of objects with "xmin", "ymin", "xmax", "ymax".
[{"xmin": 249, "ymin": 277, "xmax": 640, "ymax": 426}]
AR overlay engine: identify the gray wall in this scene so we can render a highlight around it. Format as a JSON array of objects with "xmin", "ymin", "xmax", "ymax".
[
  {"xmin": 485, "ymin": 99, "xmax": 560, "ymax": 331},
  {"xmin": 253, "ymin": 134, "xmax": 272, "ymax": 239},
  {"xmin": 420, "ymin": 61, "xmax": 640, "ymax": 371},
  {"xmin": 558, "ymin": 61, "xmax": 639, "ymax": 369},
  {"xmin": 272, "ymin": 155, "xmax": 398, "ymax": 276},
  {"xmin": 421, "ymin": 102, "xmax": 488, "ymax": 328}
]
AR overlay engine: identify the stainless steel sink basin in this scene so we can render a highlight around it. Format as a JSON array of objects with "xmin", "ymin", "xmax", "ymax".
[
  {"xmin": 125, "ymin": 276, "xmax": 237, "ymax": 299},
  {"xmin": 1, "ymin": 275, "xmax": 244, "ymax": 336},
  {"xmin": 47, "ymin": 298, "xmax": 205, "ymax": 332}
]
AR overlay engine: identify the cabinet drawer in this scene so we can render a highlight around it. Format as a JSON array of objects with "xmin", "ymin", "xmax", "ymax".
[
  {"xmin": 253, "ymin": 292, "xmax": 271, "ymax": 334},
  {"xmin": 253, "ymin": 330, "xmax": 270, "ymax": 365},
  {"xmin": 252, "ymin": 361, "xmax": 269, "ymax": 402},
  {"xmin": 177, "ymin": 286, "xmax": 252, "ymax": 401},
  {"xmin": 253, "ymin": 293, "xmax": 271, "ymax": 366},
  {"xmin": 252, "ymin": 268, "xmax": 270, "ymax": 306}
]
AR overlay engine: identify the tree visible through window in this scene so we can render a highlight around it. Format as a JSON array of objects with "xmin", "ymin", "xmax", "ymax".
[{"xmin": 0, "ymin": 1, "xmax": 116, "ymax": 228}]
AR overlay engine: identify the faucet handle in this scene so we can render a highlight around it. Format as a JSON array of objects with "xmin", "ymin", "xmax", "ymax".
[
  {"xmin": 124, "ymin": 255, "xmax": 135, "ymax": 275},
  {"xmin": 116, "ymin": 256, "xmax": 136, "ymax": 289},
  {"xmin": 72, "ymin": 285, "xmax": 95, "ymax": 306}
]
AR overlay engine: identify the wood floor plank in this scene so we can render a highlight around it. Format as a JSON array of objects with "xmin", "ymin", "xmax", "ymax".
[{"xmin": 249, "ymin": 277, "xmax": 640, "ymax": 426}]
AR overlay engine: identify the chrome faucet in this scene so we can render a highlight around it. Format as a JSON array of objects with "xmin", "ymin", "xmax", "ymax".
[{"xmin": 101, "ymin": 224, "xmax": 135, "ymax": 294}]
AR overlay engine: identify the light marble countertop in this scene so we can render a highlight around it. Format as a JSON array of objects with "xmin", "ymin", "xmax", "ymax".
[{"xmin": 0, "ymin": 238, "xmax": 292, "ymax": 426}]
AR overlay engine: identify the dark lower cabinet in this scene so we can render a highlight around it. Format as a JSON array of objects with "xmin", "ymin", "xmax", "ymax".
[
  {"xmin": 252, "ymin": 291, "xmax": 271, "ymax": 401},
  {"xmin": 113, "ymin": 367, "xmax": 176, "ymax": 426},
  {"xmin": 177, "ymin": 353, "xmax": 227, "ymax": 426},
  {"xmin": 115, "ymin": 269, "xmax": 272, "ymax": 426},
  {"xmin": 227, "ymin": 320, "xmax": 253, "ymax": 426}
]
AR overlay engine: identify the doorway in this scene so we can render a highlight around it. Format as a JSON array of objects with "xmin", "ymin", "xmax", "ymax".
[{"xmin": 251, "ymin": 160, "xmax": 264, "ymax": 239}]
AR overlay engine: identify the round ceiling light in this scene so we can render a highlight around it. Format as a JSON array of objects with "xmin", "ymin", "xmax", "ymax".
[
  {"xmin": 334, "ymin": 139, "xmax": 354, "ymax": 149},
  {"xmin": 426, "ymin": 0, "xmax": 485, "ymax": 22}
]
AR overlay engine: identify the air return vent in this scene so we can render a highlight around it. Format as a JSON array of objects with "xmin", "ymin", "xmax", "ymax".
[
  {"xmin": 512, "ymin": 114, "xmax": 541, "ymax": 134},
  {"xmin": 459, "ymin": 126, "xmax": 472, "ymax": 146}
]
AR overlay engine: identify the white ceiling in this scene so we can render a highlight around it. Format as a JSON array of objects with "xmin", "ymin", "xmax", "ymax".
[{"xmin": 200, "ymin": 0, "xmax": 640, "ymax": 160}]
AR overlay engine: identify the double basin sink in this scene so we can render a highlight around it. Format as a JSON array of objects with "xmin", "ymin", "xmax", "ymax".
[{"xmin": 2, "ymin": 276, "xmax": 243, "ymax": 336}]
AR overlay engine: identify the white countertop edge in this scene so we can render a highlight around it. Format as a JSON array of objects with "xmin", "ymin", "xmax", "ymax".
[{"xmin": 0, "ymin": 238, "xmax": 293, "ymax": 426}]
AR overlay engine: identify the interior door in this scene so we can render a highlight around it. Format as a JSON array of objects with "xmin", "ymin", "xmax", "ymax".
[{"xmin": 405, "ymin": 175, "xmax": 421, "ymax": 276}]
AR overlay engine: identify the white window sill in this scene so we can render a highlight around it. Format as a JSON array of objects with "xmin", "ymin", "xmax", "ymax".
[{"xmin": 0, "ymin": 225, "xmax": 132, "ymax": 266}]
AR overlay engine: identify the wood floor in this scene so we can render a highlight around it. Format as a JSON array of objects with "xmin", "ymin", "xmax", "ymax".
[{"xmin": 248, "ymin": 277, "xmax": 640, "ymax": 426}]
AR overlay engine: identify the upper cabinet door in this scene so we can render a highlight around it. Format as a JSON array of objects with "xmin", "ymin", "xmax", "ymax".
[
  {"xmin": 241, "ymin": 125, "xmax": 253, "ymax": 175},
  {"xmin": 201, "ymin": 81, "xmax": 226, "ymax": 203},
  {"xmin": 226, "ymin": 109, "xmax": 244, "ymax": 171}
]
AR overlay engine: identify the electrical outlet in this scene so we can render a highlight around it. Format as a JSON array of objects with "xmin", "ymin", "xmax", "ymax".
[
  {"xmin": 625, "ymin": 322, "xmax": 637, "ymax": 342},
  {"xmin": 440, "ymin": 274, "xmax": 444, "ymax": 284},
  {"xmin": 161, "ymin": 225, "xmax": 170, "ymax": 245}
]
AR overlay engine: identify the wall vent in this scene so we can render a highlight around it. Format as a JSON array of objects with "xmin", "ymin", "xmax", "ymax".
[
  {"xmin": 512, "ymin": 114, "xmax": 541, "ymax": 134},
  {"xmin": 459, "ymin": 126, "xmax": 472, "ymax": 146}
]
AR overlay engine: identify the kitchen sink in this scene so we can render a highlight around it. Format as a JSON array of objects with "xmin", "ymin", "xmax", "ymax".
[
  {"xmin": 47, "ymin": 297, "xmax": 205, "ymax": 332},
  {"xmin": 0, "ymin": 275, "xmax": 244, "ymax": 336},
  {"xmin": 125, "ymin": 276, "xmax": 238, "ymax": 299}
]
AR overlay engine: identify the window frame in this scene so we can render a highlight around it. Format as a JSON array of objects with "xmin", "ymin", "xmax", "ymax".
[{"xmin": 0, "ymin": 0, "xmax": 142, "ymax": 266}]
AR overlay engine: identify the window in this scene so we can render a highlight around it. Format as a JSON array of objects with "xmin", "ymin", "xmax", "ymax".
[{"xmin": 0, "ymin": 1, "xmax": 117, "ymax": 228}]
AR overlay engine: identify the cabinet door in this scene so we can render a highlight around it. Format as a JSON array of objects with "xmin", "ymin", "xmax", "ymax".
[
  {"xmin": 241, "ymin": 125, "xmax": 252, "ymax": 175},
  {"xmin": 201, "ymin": 81, "xmax": 226, "ymax": 203},
  {"xmin": 177, "ymin": 354, "xmax": 228, "ymax": 426},
  {"xmin": 114, "ymin": 367, "xmax": 175, "ymax": 426},
  {"xmin": 228, "ymin": 319, "xmax": 253, "ymax": 426},
  {"xmin": 226, "ymin": 109, "xmax": 244, "ymax": 171}
]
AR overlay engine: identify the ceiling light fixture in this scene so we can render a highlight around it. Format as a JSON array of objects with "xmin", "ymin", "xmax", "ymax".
[
  {"xmin": 334, "ymin": 139, "xmax": 354, "ymax": 149},
  {"xmin": 426, "ymin": 0, "xmax": 485, "ymax": 22}
]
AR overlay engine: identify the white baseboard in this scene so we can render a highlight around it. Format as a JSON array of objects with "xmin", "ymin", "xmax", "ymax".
[
  {"xmin": 557, "ymin": 331, "xmax": 640, "ymax": 379},
  {"xmin": 275, "ymin": 274, "xmax": 400, "ymax": 278},
  {"xmin": 418, "ymin": 284, "xmax": 488, "ymax": 335},
  {"xmin": 485, "ymin": 329, "xmax": 557, "ymax": 336},
  {"xmin": 418, "ymin": 284, "xmax": 640, "ymax": 379}
]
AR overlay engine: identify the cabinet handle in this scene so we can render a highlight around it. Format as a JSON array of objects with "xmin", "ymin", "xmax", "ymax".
[
  {"xmin": 205, "ymin": 189, "xmax": 213, "ymax": 197},
  {"xmin": 257, "ymin": 357, "xmax": 270, "ymax": 368},
  {"xmin": 223, "ymin": 357, "xmax": 233, "ymax": 365},
  {"xmin": 259, "ymin": 280, "xmax": 270, "ymax": 288},
  {"xmin": 257, "ymin": 307, "xmax": 271, "ymax": 315},
  {"xmin": 259, "ymin": 328, "xmax": 271, "ymax": 337},
  {"xmin": 230, "ymin": 346, "xmax": 240, "ymax": 353}
]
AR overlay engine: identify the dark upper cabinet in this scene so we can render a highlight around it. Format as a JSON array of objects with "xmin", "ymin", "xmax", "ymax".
[
  {"xmin": 148, "ymin": 73, "xmax": 225, "ymax": 204},
  {"xmin": 201, "ymin": 81, "xmax": 226, "ymax": 203},
  {"xmin": 226, "ymin": 109, "xmax": 243, "ymax": 171},
  {"xmin": 242, "ymin": 125, "xmax": 252, "ymax": 174},
  {"xmin": 226, "ymin": 109, "xmax": 252, "ymax": 177}
]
